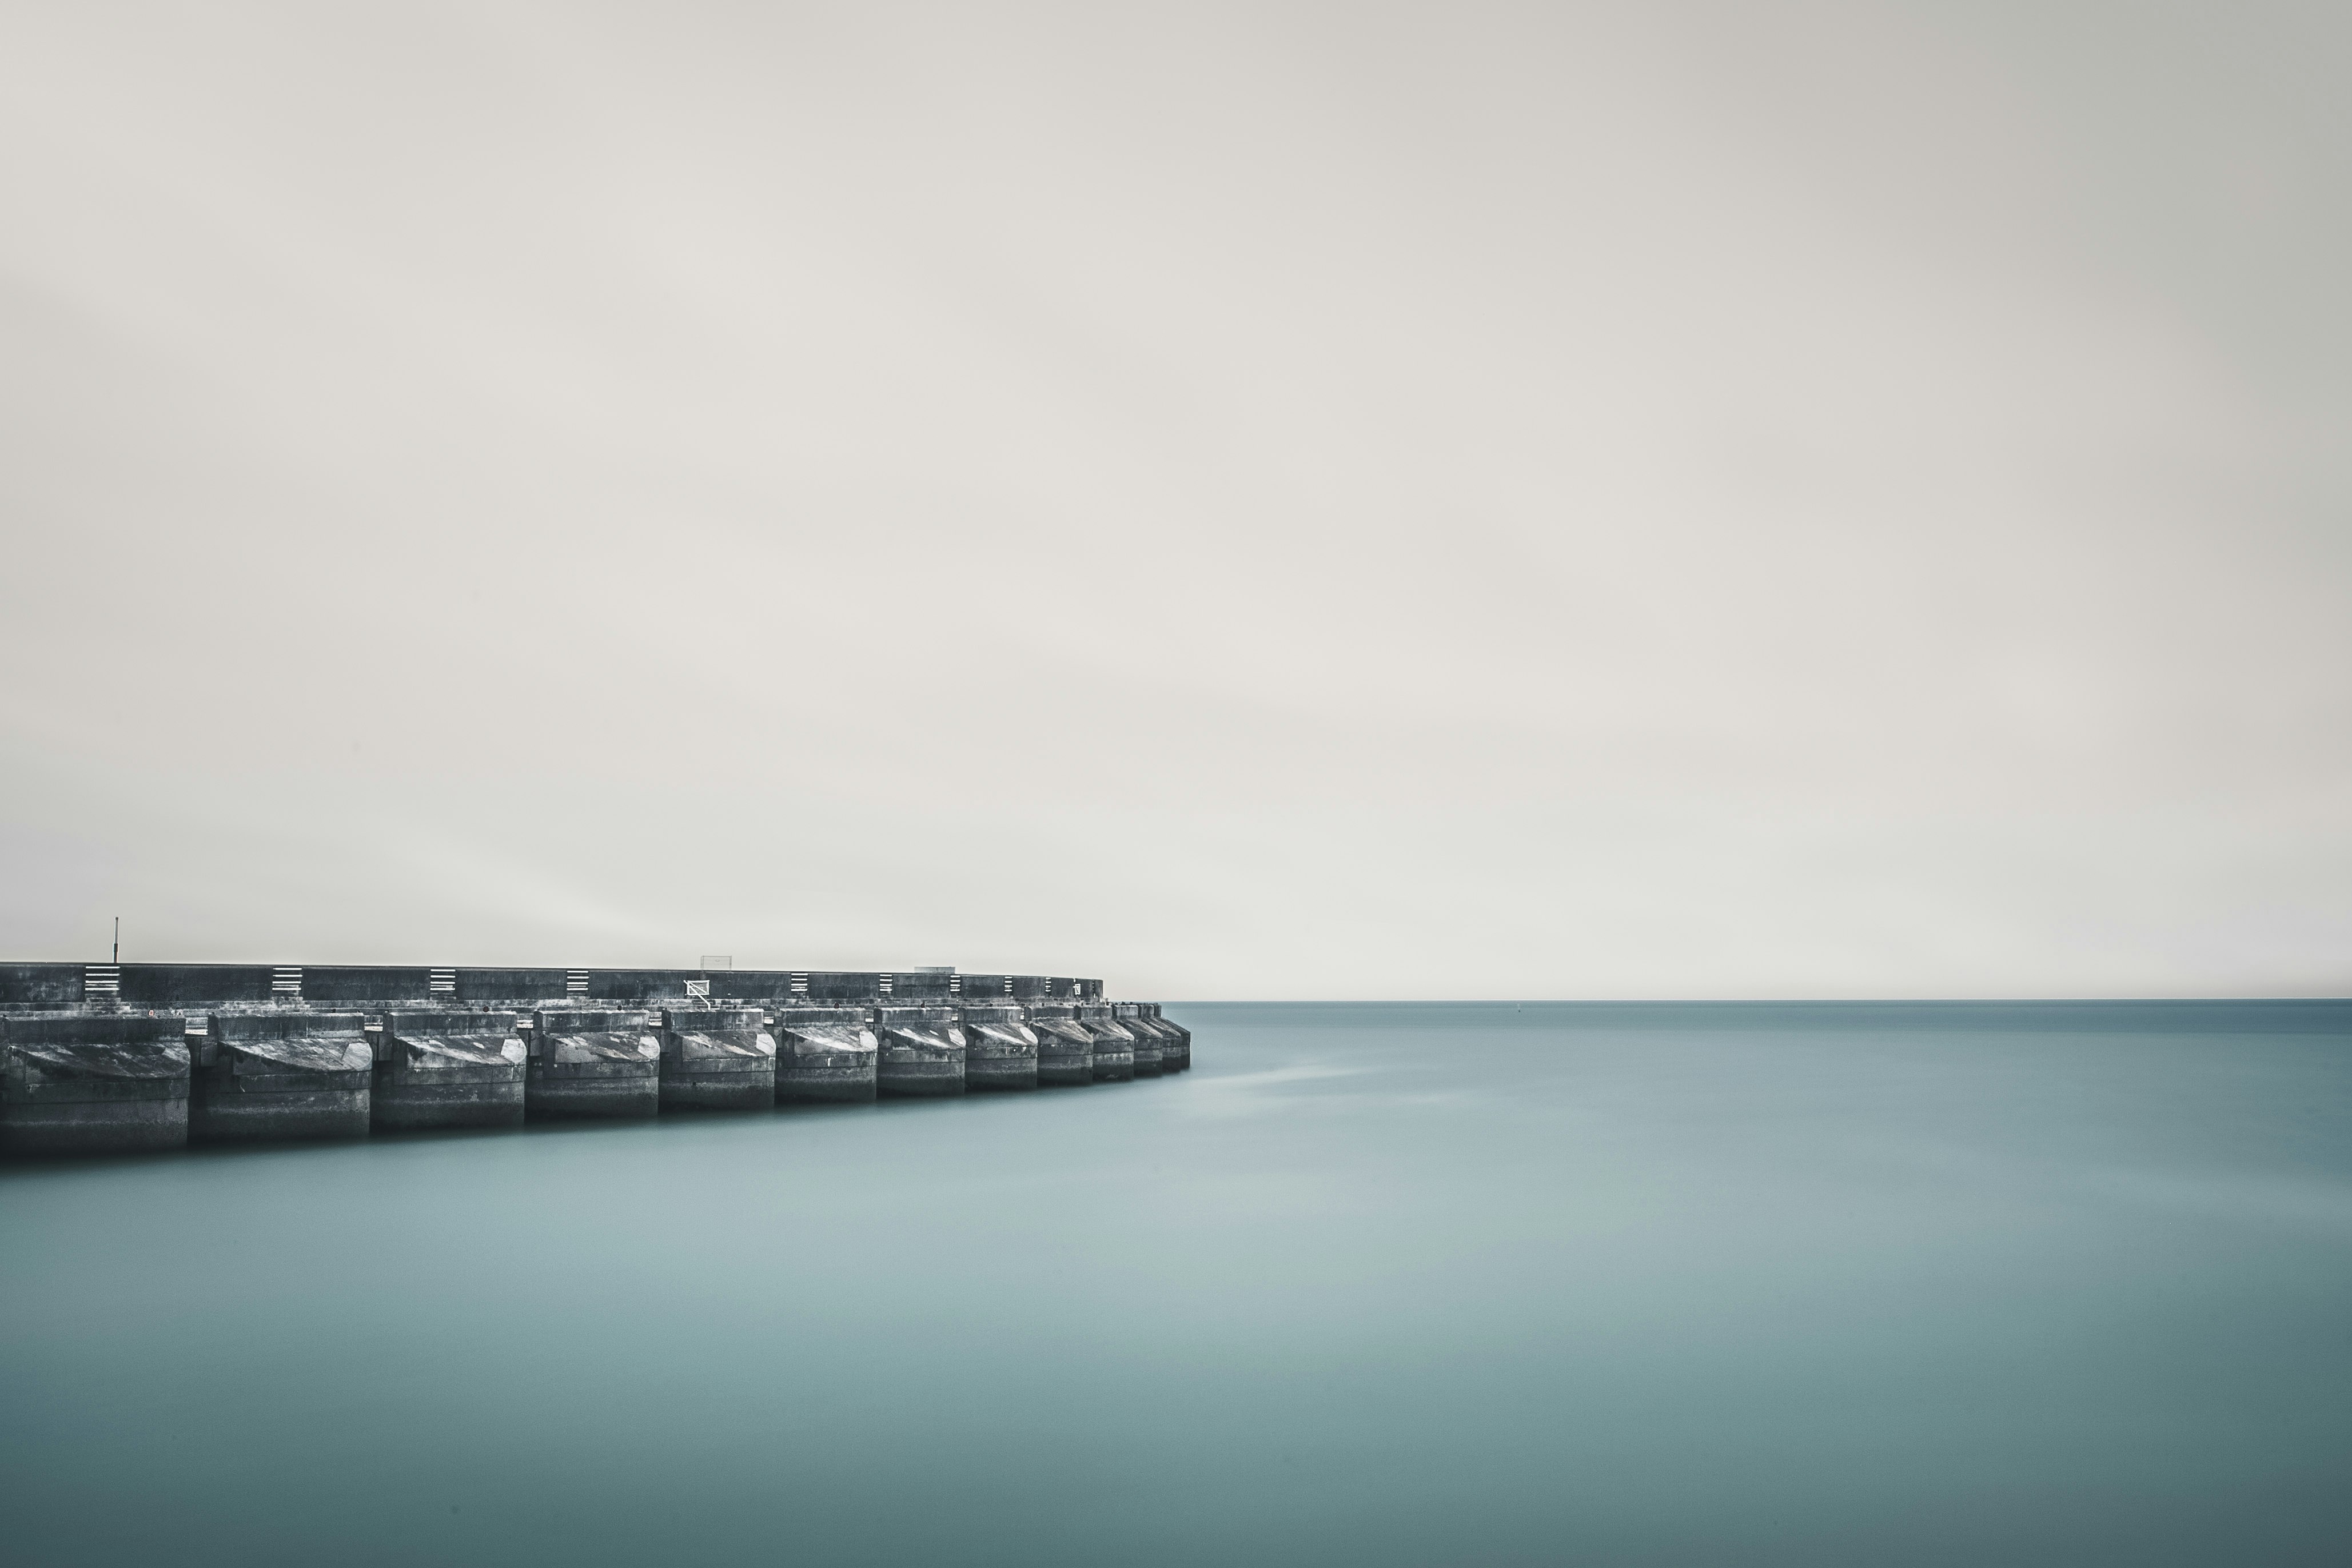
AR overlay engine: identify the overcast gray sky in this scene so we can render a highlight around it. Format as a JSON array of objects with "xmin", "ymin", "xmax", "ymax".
[{"xmin": 2, "ymin": 1, "xmax": 2346, "ymax": 998}]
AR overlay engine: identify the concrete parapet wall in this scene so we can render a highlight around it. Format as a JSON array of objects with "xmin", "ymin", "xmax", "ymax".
[
  {"xmin": 122, "ymin": 965, "xmax": 276, "ymax": 1008},
  {"xmin": 300, "ymin": 967, "xmax": 431, "ymax": 1005},
  {"xmin": 0, "ymin": 963, "xmax": 84, "ymax": 1009},
  {"xmin": 568, "ymin": 971, "xmax": 695, "ymax": 1004},
  {"xmin": 5, "ymin": 964, "xmax": 1108, "ymax": 1011},
  {"xmin": 798, "ymin": 972, "xmax": 882, "ymax": 1003},
  {"xmin": 456, "ymin": 968, "xmax": 571, "ymax": 1006},
  {"xmin": 1004, "ymin": 976, "xmax": 1105, "ymax": 1002},
  {"xmin": 881, "ymin": 971, "xmax": 955, "ymax": 1003},
  {"xmin": 1, "ymin": 1012, "xmax": 191, "ymax": 1154},
  {"xmin": 703, "ymin": 971, "xmax": 796, "ymax": 1002},
  {"xmin": 954, "ymin": 973, "xmax": 1019, "ymax": 1002}
]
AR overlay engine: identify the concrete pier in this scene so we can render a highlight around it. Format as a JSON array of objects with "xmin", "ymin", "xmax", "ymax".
[
  {"xmin": 870, "ymin": 971, "xmax": 963, "ymax": 1097},
  {"xmin": 0, "ymin": 1012, "xmax": 190, "ymax": 1155},
  {"xmin": 1114, "ymin": 1002, "xmax": 1174, "ymax": 1078},
  {"xmin": 954, "ymin": 978, "xmax": 1040, "ymax": 1091},
  {"xmin": 1149, "ymin": 1004, "xmax": 1191, "ymax": 1071},
  {"xmin": 874, "ymin": 1008, "xmax": 963, "ymax": 1095},
  {"xmin": 192, "ymin": 1011, "xmax": 372, "ymax": 1141},
  {"xmin": 1, "ymin": 963, "xmax": 1186, "ymax": 1154},
  {"xmin": 1074, "ymin": 1002, "xmax": 1138, "ymax": 1083},
  {"xmin": 772, "ymin": 976, "xmax": 880, "ymax": 1102},
  {"xmin": 374, "ymin": 1011, "xmax": 527, "ymax": 1130},
  {"xmin": 658, "ymin": 1006, "xmax": 777, "ymax": 1111},
  {"xmin": 524, "ymin": 1009, "xmax": 661, "ymax": 1120},
  {"xmin": 1014, "ymin": 980, "xmax": 1096, "ymax": 1087}
]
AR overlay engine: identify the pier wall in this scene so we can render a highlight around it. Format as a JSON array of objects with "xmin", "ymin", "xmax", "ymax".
[
  {"xmin": 0, "ymin": 964, "xmax": 1183, "ymax": 1155},
  {"xmin": 958, "ymin": 995, "xmax": 1041, "ymax": 1092},
  {"xmin": 373, "ymin": 1011, "xmax": 527, "ymax": 1130},
  {"xmin": 874, "ymin": 1001, "xmax": 964, "ymax": 1097},
  {"xmin": 659, "ymin": 1006, "xmax": 777, "ymax": 1111},
  {"xmin": 192, "ymin": 1011, "xmax": 372, "ymax": 1141},
  {"xmin": 0, "ymin": 1011, "xmax": 189, "ymax": 1154},
  {"xmin": 524, "ymin": 1009, "xmax": 662, "ymax": 1119},
  {"xmin": 1002, "ymin": 977, "xmax": 1097, "ymax": 1088},
  {"xmin": 1074, "ymin": 1002, "xmax": 1138, "ymax": 1083}
]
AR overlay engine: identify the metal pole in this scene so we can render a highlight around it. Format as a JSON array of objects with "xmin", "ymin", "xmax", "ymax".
[{"xmin": 113, "ymin": 916, "xmax": 119, "ymax": 964}]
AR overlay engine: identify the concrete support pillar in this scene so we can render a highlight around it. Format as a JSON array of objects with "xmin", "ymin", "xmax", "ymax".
[
  {"xmin": 1020, "ymin": 1001, "xmax": 1096, "ymax": 1087},
  {"xmin": 192, "ymin": 1011, "xmax": 371, "ymax": 1140},
  {"xmin": 1111, "ymin": 1002, "xmax": 1167, "ymax": 1077},
  {"xmin": 874, "ymin": 1003, "xmax": 965, "ymax": 1097},
  {"xmin": 373, "ymin": 1011, "xmax": 526, "ymax": 1130},
  {"xmin": 524, "ymin": 1010, "xmax": 661, "ymax": 1119},
  {"xmin": 0, "ymin": 1011, "xmax": 190, "ymax": 1155},
  {"xmin": 1147, "ymin": 1004, "xmax": 1191, "ymax": 1070},
  {"xmin": 772, "ymin": 1006, "xmax": 878, "ymax": 1103},
  {"xmin": 956, "ymin": 1000, "xmax": 1039, "ymax": 1091},
  {"xmin": 658, "ymin": 1006, "xmax": 777, "ymax": 1111},
  {"xmin": 1074, "ymin": 1003, "xmax": 1137, "ymax": 1083}
]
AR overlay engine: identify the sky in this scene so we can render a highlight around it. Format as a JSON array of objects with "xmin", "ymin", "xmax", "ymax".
[{"xmin": 1, "ymin": 1, "xmax": 2346, "ymax": 999}]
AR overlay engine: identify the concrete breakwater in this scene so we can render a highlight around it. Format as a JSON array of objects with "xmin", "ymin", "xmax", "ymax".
[{"xmin": 0, "ymin": 963, "xmax": 1187, "ymax": 1156}]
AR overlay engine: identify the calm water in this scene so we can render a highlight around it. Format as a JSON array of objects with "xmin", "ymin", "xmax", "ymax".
[{"xmin": 4, "ymin": 1001, "xmax": 2350, "ymax": 1566}]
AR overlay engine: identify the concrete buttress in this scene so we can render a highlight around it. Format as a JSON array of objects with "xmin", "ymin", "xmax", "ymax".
[
  {"xmin": 0, "ymin": 1011, "xmax": 190, "ymax": 1155},
  {"xmin": 658, "ymin": 1006, "xmax": 777, "ymax": 1111},
  {"xmin": 374, "ymin": 1011, "xmax": 527, "ymax": 1130},
  {"xmin": 772, "ymin": 1005, "xmax": 879, "ymax": 1103},
  {"xmin": 193, "ymin": 1010, "xmax": 372, "ymax": 1140},
  {"xmin": 525, "ymin": 1009, "xmax": 662, "ymax": 1119}
]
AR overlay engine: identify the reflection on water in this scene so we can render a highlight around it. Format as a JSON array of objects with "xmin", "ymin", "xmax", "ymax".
[{"xmin": 3, "ymin": 1001, "xmax": 2348, "ymax": 1566}]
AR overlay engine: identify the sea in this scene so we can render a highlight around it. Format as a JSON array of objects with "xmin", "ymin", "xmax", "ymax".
[{"xmin": 3, "ymin": 1000, "xmax": 2348, "ymax": 1566}]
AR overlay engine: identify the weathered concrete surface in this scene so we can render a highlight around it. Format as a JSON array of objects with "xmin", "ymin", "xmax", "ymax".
[
  {"xmin": 524, "ymin": 1010, "xmax": 661, "ymax": 1120},
  {"xmin": 455, "ymin": 969, "xmax": 571, "ymax": 1007},
  {"xmin": 772, "ymin": 1006, "xmax": 879, "ymax": 1103},
  {"xmin": 658, "ymin": 1006, "xmax": 777, "ymax": 1111},
  {"xmin": 568, "ymin": 970, "xmax": 694, "ymax": 1004},
  {"xmin": 0, "ymin": 1012, "xmax": 190, "ymax": 1155},
  {"xmin": 3, "ymin": 965, "xmax": 1175, "ymax": 1151},
  {"xmin": 192, "ymin": 1011, "xmax": 371, "ymax": 1141},
  {"xmin": 955, "ymin": 972, "xmax": 1020, "ymax": 1003},
  {"xmin": 874, "ymin": 1003, "xmax": 965, "ymax": 1098},
  {"xmin": 374, "ymin": 1011, "xmax": 527, "ymax": 1130},
  {"xmin": 1074, "ymin": 1004, "xmax": 1137, "ymax": 1083},
  {"xmin": 1147, "ymin": 1004, "xmax": 1191, "ymax": 1071},
  {"xmin": 702, "ymin": 971, "xmax": 796, "ymax": 1004},
  {"xmin": 298, "ymin": 968, "xmax": 432, "ymax": 1006},
  {"xmin": 1022, "ymin": 1002, "xmax": 1097, "ymax": 1087},
  {"xmin": 117, "ymin": 965, "xmax": 277, "ymax": 1008},
  {"xmin": 1114, "ymin": 1003, "xmax": 1173, "ymax": 1078},
  {"xmin": 0, "ymin": 963, "xmax": 83, "ymax": 1009},
  {"xmin": 956, "ymin": 1002, "xmax": 1039, "ymax": 1091},
  {"xmin": 881, "ymin": 971, "xmax": 955, "ymax": 1003}
]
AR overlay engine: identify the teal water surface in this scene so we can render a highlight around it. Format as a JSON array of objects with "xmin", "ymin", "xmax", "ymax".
[{"xmin": 3, "ymin": 1001, "xmax": 2349, "ymax": 1565}]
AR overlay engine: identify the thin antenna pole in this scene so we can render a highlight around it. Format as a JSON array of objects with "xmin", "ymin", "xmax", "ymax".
[{"xmin": 113, "ymin": 916, "xmax": 119, "ymax": 964}]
